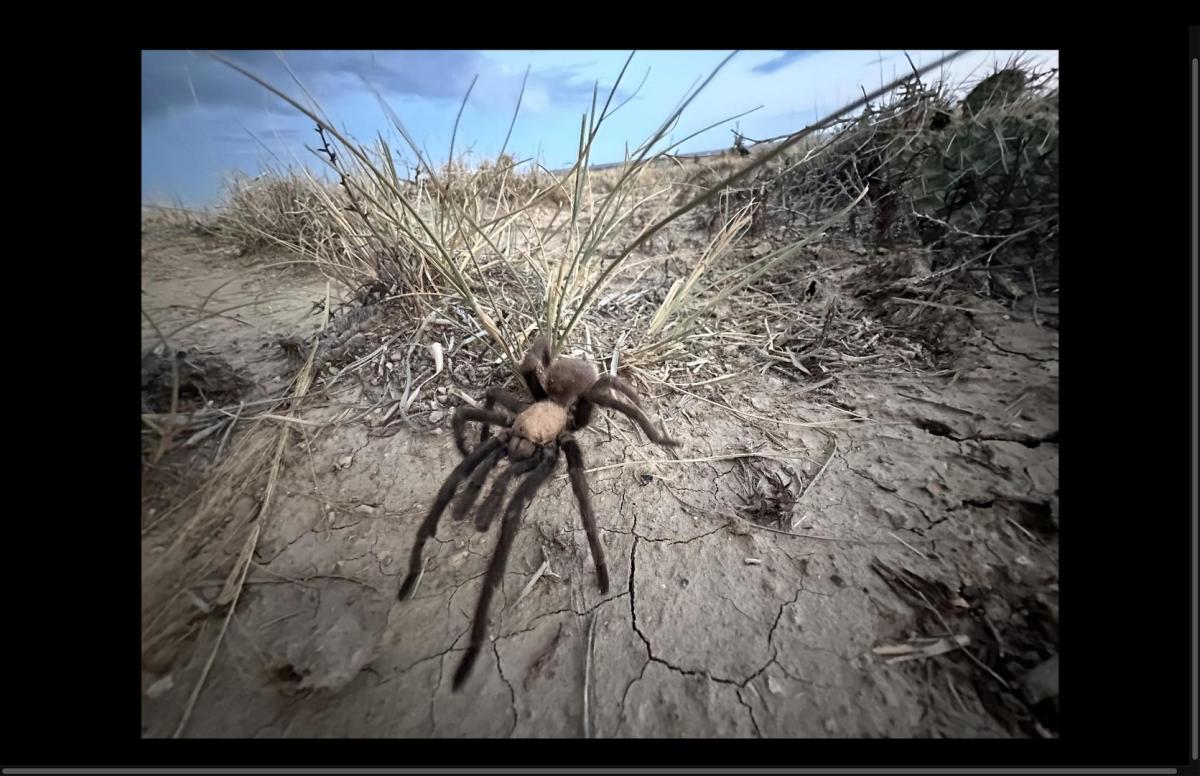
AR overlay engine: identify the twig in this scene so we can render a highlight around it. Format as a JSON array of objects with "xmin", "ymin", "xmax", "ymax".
[
  {"xmin": 796, "ymin": 435, "xmax": 837, "ymax": 503},
  {"xmin": 889, "ymin": 531, "xmax": 931, "ymax": 560},
  {"xmin": 1004, "ymin": 516, "xmax": 1043, "ymax": 547},
  {"xmin": 583, "ymin": 611, "xmax": 597, "ymax": 739},
  {"xmin": 916, "ymin": 587, "xmax": 1011, "ymax": 690},
  {"xmin": 727, "ymin": 512, "xmax": 884, "ymax": 545},
  {"xmin": 260, "ymin": 608, "xmax": 308, "ymax": 629},
  {"xmin": 409, "ymin": 557, "xmax": 430, "ymax": 598},
  {"xmin": 508, "ymin": 556, "xmax": 551, "ymax": 611},
  {"xmin": 247, "ymin": 413, "xmax": 329, "ymax": 427},
  {"xmin": 214, "ymin": 401, "xmax": 244, "ymax": 462},
  {"xmin": 173, "ymin": 522, "xmax": 259, "ymax": 738},
  {"xmin": 946, "ymin": 673, "xmax": 968, "ymax": 714}
]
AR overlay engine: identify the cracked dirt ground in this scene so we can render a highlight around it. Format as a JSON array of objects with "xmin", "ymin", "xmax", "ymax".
[{"xmin": 141, "ymin": 228, "xmax": 1058, "ymax": 738}]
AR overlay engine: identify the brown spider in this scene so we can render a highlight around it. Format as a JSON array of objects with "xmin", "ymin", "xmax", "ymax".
[{"xmin": 396, "ymin": 335, "xmax": 679, "ymax": 690}]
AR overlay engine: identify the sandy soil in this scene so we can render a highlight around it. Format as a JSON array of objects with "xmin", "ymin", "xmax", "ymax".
[{"xmin": 141, "ymin": 223, "xmax": 1058, "ymax": 739}]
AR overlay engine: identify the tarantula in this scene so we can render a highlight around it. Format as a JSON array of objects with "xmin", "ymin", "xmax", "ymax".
[{"xmin": 396, "ymin": 335, "xmax": 679, "ymax": 690}]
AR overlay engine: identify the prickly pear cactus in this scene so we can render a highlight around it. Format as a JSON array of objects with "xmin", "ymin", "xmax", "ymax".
[
  {"xmin": 962, "ymin": 68, "xmax": 1027, "ymax": 117},
  {"xmin": 896, "ymin": 77, "xmax": 1057, "ymax": 239}
]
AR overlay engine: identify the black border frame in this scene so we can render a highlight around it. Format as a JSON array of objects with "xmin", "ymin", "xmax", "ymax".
[{"xmin": 5, "ymin": 28, "xmax": 1194, "ymax": 772}]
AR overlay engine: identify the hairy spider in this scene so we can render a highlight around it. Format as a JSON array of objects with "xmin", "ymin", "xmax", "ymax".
[{"xmin": 396, "ymin": 335, "xmax": 679, "ymax": 690}]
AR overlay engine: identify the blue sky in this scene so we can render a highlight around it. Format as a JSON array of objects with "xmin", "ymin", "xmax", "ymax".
[{"xmin": 142, "ymin": 49, "xmax": 1058, "ymax": 208}]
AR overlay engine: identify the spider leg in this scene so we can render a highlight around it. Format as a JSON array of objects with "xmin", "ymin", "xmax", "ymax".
[
  {"xmin": 397, "ymin": 437, "xmax": 503, "ymax": 601},
  {"xmin": 450, "ymin": 443, "xmax": 505, "ymax": 521},
  {"xmin": 474, "ymin": 455, "xmax": 540, "ymax": 532},
  {"xmin": 452, "ymin": 445, "xmax": 559, "ymax": 690},
  {"xmin": 592, "ymin": 374, "xmax": 644, "ymax": 408},
  {"xmin": 570, "ymin": 396, "xmax": 594, "ymax": 431},
  {"xmin": 586, "ymin": 386, "xmax": 680, "ymax": 448},
  {"xmin": 484, "ymin": 387, "xmax": 529, "ymax": 413},
  {"xmin": 452, "ymin": 406, "xmax": 512, "ymax": 457},
  {"xmin": 518, "ymin": 336, "xmax": 551, "ymax": 401},
  {"xmin": 479, "ymin": 387, "xmax": 528, "ymax": 446},
  {"xmin": 560, "ymin": 432, "xmax": 609, "ymax": 594}
]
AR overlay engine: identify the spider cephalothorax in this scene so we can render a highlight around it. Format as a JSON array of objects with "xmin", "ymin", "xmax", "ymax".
[{"xmin": 396, "ymin": 335, "xmax": 678, "ymax": 689}]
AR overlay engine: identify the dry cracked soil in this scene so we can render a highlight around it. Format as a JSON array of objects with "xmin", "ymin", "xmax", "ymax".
[{"xmin": 141, "ymin": 223, "xmax": 1059, "ymax": 739}]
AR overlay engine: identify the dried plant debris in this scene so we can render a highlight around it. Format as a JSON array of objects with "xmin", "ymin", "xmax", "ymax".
[
  {"xmin": 277, "ymin": 283, "xmax": 394, "ymax": 371},
  {"xmin": 733, "ymin": 456, "xmax": 800, "ymax": 528},
  {"xmin": 873, "ymin": 634, "xmax": 971, "ymax": 664},
  {"xmin": 870, "ymin": 558, "xmax": 958, "ymax": 615},
  {"xmin": 141, "ymin": 349, "xmax": 252, "ymax": 414},
  {"xmin": 871, "ymin": 557, "xmax": 1059, "ymax": 737}
]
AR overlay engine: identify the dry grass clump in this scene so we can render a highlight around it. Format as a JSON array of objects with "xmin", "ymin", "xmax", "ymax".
[
  {"xmin": 209, "ymin": 52, "xmax": 959, "ymax": 375},
  {"xmin": 142, "ymin": 54, "xmax": 982, "ymax": 729}
]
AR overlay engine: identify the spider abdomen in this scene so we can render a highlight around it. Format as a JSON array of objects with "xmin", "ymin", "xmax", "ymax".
[{"xmin": 512, "ymin": 400, "xmax": 568, "ymax": 446}]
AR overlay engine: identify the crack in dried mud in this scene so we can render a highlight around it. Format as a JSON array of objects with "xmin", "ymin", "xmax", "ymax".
[{"xmin": 492, "ymin": 640, "xmax": 518, "ymax": 737}]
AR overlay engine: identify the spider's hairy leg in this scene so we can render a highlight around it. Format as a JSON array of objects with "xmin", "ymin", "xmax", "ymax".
[
  {"xmin": 479, "ymin": 387, "xmax": 528, "ymax": 446},
  {"xmin": 452, "ymin": 445, "xmax": 559, "ymax": 691},
  {"xmin": 484, "ymin": 387, "xmax": 528, "ymax": 413},
  {"xmin": 451, "ymin": 406, "xmax": 511, "ymax": 457},
  {"xmin": 397, "ymin": 437, "xmax": 503, "ymax": 601},
  {"xmin": 474, "ymin": 454, "xmax": 540, "ymax": 532},
  {"xmin": 587, "ymin": 387, "xmax": 680, "ymax": 448},
  {"xmin": 560, "ymin": 432, "xmax": 609, "ymax": 595},
  {"xmin": 518, "ymin": 336, "xmax": 551, "ymax": 401},
  {"xmin": 569, "ymin": 396, "xmax": 594, "ymax": 431},
  {"xmin": 592, "ymin": 374, "xmax": 644, "ymax": 408},
  {"xmin": 451, "ymin": 443, "xmax": 505, "ymax": 521}
]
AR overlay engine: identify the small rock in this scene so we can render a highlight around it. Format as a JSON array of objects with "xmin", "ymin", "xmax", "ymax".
[
  {"xmin": 824, "ymin": 718, "xmax": 837, "ymax": 734},
  {"xmin": 429, "ymin": 410, "xmax": 445, "ymax": 423},
  {"xmin": 1015, "ymin": 555, "xmax": 1033, "ymax": 567},
  {"xmin": 884, "ymin": 509, "xmax": 908, "ymax": 530},
  {"xmin": 744, "ymin": 558, "xmax": 763, "ymax": 566},
  {"xmin": 335, "ymin": 455, "xmax": 353, "ymax": 470},
  {"xmin": 767, "ymin": 676, "xmax": 783, "ymax": 695},
  {"xmin": 354, "ymin": 504, "xmax": 376, "ymax": 515},
  {"xmin": 145, "ymin": 674, "xmax": 175, "ymax": 700}
]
